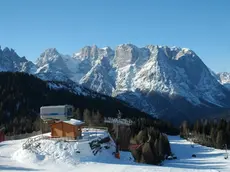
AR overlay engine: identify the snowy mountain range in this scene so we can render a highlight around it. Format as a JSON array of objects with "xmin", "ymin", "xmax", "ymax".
[{"xmin": 1, "ymin": 45, "xmax": 230, "ymax": 124}]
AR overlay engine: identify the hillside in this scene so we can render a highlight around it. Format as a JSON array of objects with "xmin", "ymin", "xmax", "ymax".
[{"xmin": 0, "ymin": 72, "xmax": 149, "ymax": 135}]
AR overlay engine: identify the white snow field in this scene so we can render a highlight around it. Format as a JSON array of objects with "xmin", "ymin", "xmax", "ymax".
[{"xmin": 0, "ymin": 129, "xmax": 228, "ymax": 172}]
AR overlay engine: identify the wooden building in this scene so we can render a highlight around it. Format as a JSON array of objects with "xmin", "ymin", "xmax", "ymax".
[{"xmin": 51, "ymin": 119, "xmax": 84, "ymax": 139}]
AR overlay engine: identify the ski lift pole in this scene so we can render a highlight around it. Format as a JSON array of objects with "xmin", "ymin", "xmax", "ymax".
[
  {"xmin": 224, "ymin": 144, "xmax": 228, "ymax": 159},
  {"xmin": 115, "ymin": 110, "xmax": 121, "ymax": 159},
  {"xmin": 116, "ymin": 110, "xmax": 122, "ymax": 141}
]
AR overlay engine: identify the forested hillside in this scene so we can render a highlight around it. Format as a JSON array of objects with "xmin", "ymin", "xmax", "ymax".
[
  {"xmin": 180, "ymin": 118, "xmax": 230, "ymax": 149},
  {"xmin": 0, "ymin": 72, "xmax": 149, "ymax": 135}
]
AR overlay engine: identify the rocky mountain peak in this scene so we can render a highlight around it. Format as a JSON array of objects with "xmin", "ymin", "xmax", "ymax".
[
  {"xmin": 0, "ymin": 46, "xmax": 36, "ymax": 73},
  {"xmin": 2, "ymin": 47, "xmax": 18, "ymax": 58},
  {"xmin": 114, "ymin": 44, "xmax": 141, "ymax": 68},
  {"xmin": 74, "ymin": 45, "xmax": 114, "ymax": 60},
  {"xmin": 2, "ymin": 47, "xmax": 11, "ymax": 53},
  {"xmin": 40, "ymin": 48, "xmax": 60, "ymax": 59},
  {"xmin": 73, "ymin": 45, "xmax": 97, "ymax": 59},
  {"xmin": 36, "ymin": 48, "xmax": 62, "ymax": 67}
]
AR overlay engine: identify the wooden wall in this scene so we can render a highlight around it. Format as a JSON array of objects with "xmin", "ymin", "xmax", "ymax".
[
  {"xmin": 0, "ymin": 132, "xmax": 5, "ymax": 142},
  {"xmin": 51, "ymin": 122, "xmax": 83, "ymax": 139}
]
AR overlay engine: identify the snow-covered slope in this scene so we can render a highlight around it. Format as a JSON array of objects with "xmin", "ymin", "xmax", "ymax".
[
  {"xmin": 0, "ymin": 131, "xmax": 228, "ymax": 172},
  {"xmin": 113, "ymin": 45, "xmax": 227, "ymax": 108},
  {"xmin": 217, "ymin": 72, "xmax": 230, "ymax": 90},
  {"xmin": 164, "ymin": 135, "xmax": 230, "ymax": 171},
  {"xmin": 47, "ymin": 80, "xmax": 109, "ymax": 98}
]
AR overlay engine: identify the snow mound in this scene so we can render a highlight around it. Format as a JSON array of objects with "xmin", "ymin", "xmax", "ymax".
[{"xmin": 12, "ymin": 129, "xmax": 119, "ymax": 166}]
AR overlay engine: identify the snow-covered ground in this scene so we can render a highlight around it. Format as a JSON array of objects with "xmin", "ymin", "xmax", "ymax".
[
  {"xmin": 165, "ymin": 136, "xmax": 229, "ymax": 171},
  {"xmin": 0, "ymin": 130, "xmax": 229, "ymax": 172}
]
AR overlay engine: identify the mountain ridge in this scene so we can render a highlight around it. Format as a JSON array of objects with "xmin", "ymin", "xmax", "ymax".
[{"xmin": 1, "ymin": 44, "xmax": 230, "ymax": 124}]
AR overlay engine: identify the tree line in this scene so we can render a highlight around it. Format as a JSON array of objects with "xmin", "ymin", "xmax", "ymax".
[{"xmin": 180, "ymin": 118, "xmax": 230, "ymax": 149}]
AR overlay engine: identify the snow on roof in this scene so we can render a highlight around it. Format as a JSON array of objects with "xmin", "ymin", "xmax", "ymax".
[{"xmin": 63, "ymin": 119, "xmax": 84, "ymax": 126}]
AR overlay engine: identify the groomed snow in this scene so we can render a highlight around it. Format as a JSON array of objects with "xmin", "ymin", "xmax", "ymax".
[
  {"xmin": 0, "ymin": 131, "xmax": 229, "ymax": 172},
  {"xmin": 165, "ymin": 136, "xmax": 229, "ymax": 171}
]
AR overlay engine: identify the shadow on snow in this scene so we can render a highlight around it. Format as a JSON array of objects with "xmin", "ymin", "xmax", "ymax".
[{"xmin": 0, "ymin": 165, "xmax": 42, "ymax": 171}]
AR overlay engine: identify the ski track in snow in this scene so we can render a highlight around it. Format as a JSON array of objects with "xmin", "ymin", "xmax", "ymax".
[{"xmin": 0, "ymin": 132, "xmax": 228, "ymax": 172}]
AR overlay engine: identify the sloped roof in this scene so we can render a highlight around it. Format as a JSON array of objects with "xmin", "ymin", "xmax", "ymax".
[{"xmin": 63, "ymin": 119, "xmax": 84, "ymax": 126}]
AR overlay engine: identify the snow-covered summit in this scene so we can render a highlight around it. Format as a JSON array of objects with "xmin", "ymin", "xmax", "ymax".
[
  {"xmin": 217, "ymin": 72, "xmax": 230, "ymax": 90},
  {"xmin": 217, "ymin": 72, "xmax": 230, "ymax": 84},
  {"xmin": 36, "ymin": 48, "xmax": 61, "ymax": 66},
  {"xmin": 35, "ymin": 48, "xmax": 73, "ymax": 81}
]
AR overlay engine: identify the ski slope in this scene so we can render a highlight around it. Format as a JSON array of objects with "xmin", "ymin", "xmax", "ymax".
[
  {"xmin": 0, "ymin": 130, "xmax": 229, "ymax": 172},
  {"xmin": 165, "ymin": 136, "xmax": 230, "ymax": 171}
]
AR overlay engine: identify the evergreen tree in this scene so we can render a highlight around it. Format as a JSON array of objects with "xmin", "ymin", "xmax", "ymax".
[
  {"xmin": 217, "ymin": 119, "xmax": 227, "ymax": 131},
  {"xmin": 194, "ymin": 120, "xmax": 202, "ymax": 134},
  {"xmin": 83, "ymin": 109, "xmax": 92, "ymax": 125},
  {"xmin": 129, "ymin": 118, "xmax": 173, "ymax": 165},
  {"xmin": 202, "ymin": 120, "xmax": 211, "ymax": 135},
  {"xmin": 73, "ymin": 108, "xmax": 82, "ymax": 120},
  {"xmin": 180, "ymin": 120, "xmax": 189, "ymax": 138},
  {"xmin": 216, "ymin": 130, "xmax": 226, "ymax": 149},
  {"xmin": 226, "ymin": 122, "xmax": 230, "ymax": 148},
  {"xmin": 210, "ymin": 127, "xmax": 217, "ymax": 146}
]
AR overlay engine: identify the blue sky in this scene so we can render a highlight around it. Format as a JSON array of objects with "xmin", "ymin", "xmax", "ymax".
[{"xmin": 0, "ymin": 0, "xmax": 229, "ymax": 72}]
